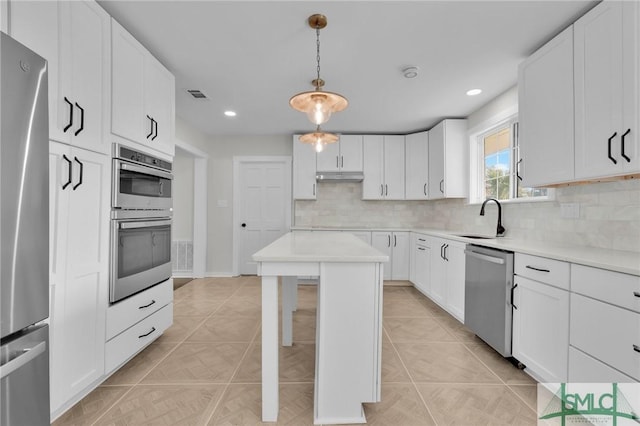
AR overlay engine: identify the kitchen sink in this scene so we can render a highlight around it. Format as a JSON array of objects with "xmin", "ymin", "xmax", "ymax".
[{"xmin": 456, "ymin": 234, "xmax": 495, "ymax": 239}]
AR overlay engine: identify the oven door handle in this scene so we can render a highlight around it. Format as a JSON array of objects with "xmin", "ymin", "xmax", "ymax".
[
  {"xmin": 119, "ymin": 162, "xmax": 173, "ymax": 180},
  {"xmin": 120, "ymin": 219, "xmax": 172, "ymax": 229}
]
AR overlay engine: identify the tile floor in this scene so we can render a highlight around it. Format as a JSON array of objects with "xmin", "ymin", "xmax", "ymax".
[{"xmin": 54, "ymin": 277, "xmax": 538, "ymax": 425}]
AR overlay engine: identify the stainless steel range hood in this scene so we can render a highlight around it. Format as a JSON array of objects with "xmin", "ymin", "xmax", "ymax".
[{"xmin": 315, "ymin": 172, "xmax": 364, "ymax": 182}]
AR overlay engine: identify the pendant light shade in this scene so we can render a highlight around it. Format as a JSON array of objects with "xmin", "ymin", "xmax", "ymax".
[
  {"xmin": 290, "ymin": 14, "xmax": 348, "ymax": 126},
  {"xmin": 299, "ymin": 127, "xmax": 338, "ymax": 153}
]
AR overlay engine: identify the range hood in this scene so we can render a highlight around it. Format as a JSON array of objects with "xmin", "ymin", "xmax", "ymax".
[{"xmin": 315, "ymin": 172, "xmax": 364, "ymax": 182}]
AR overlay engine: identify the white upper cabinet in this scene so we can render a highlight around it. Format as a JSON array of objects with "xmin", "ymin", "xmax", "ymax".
[
  {"xmin": 405, "ymin": 131, "xmax": 429, "ymax": 200},
  {"xmin": 518, "ymin": 26, "xmax": 575, "ymax": 187},
  {"xmin": 9, "ymin": 0, "xmax": 110, "ymax": 154},
  {"xmin": 363, "ymin": 135, "xmax": 405, "ymax": 200},
  {"xmin": 428, "ymin": 119, "xmax": 467, "ymax": 199},
  {"xmin": 574, "ymin": 1, "xmax": 639, "ymax": 179},
  {"xmin": 292, "ymin": 135, "xmax": 317, "ymax": 200},
  {"xmin": 111, "ymin": 19, "xmax": 175, "ymax": 156},
  {"xmin": 316, "ymin": 134, "xmax": 363, "ymax": 172}
]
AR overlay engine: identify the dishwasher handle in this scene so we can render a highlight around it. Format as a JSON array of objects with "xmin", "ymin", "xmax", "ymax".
[{"xmin": 464, "ymin": 249, "xmax": 505, "ymax": 265}]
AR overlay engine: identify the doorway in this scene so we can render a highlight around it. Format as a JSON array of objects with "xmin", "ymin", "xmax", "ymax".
[
  {"xmin": 173, "ymin": 140, "xmax": 208, "ymax": 278},
  {"xmin": 233, "ymin": 156, "xmax": 291, "ymax": 275}
]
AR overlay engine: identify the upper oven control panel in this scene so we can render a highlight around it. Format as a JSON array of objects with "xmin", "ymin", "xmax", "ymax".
[{"xmin": 115, "ymin": 145, "xmax": 172, "ymax": 173}]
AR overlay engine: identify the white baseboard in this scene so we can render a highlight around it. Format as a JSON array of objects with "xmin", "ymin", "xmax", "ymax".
[
  {"xmin": 172, "ymin": 271, "xmax": 194, "ymax": 278},
  {"xmin": 205, "ymin": 271, "xmax": 236, "ymax": 277}
]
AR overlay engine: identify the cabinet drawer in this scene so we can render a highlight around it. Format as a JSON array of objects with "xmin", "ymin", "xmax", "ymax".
[
  {"xmin": 570, "ymin": 294, "xmax": 640, "ymax": 380},
  {"xmin": 514, "ymin": 253, "xmax": 570, "ymax": 290},
  {"xmin": 105, "ymin": 303, "xmax": 173, "ymax": 373},
  {"xmin": 569, "ymin": 346, "xmax": 635, "ymax": 383},
  {"xmin": 571, "ymin": 264, "xmax": 640, "ymax": 313},
  {"xmin": 106, "ymin": 279, "xmax": 173, "ymax": 340},
  {"xmin": 414, "ymin": 234, "xmax": 429, "ymax": 247}
]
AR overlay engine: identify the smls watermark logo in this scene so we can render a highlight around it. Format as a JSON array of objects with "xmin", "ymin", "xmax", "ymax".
[{"xmin": 537, "ymin": 383, "xmax": 640, "ymax": 425}]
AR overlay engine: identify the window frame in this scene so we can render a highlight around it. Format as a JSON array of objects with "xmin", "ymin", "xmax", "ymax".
[{"xmin": 468, "ymin": 112, "xmax": 554, "ymax": 205}]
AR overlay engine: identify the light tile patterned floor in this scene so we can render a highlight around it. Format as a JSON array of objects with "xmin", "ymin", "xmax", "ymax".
[{"xmin": 54, "ymin": 277, "xmax": 538, "ymax": 425}]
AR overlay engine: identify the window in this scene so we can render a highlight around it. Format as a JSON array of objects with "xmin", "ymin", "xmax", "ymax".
[{"xmin": 472, "ymin": 116, "xmax": 549, "ymax": 203}]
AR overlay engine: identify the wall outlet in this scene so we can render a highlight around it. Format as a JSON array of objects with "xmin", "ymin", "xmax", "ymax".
[{"xmin": 560, "ymin": 203, "xmax": 580, "ymax": 219}]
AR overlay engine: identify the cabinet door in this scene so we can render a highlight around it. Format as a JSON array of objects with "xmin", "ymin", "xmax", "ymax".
[
  {"xmin": 574, "ymin": 1, "xmax": 626, "ymax": 179},
  {"xmin": 57, "ymin": 147, "xmax": 109, "ymax": 407},
  {"xmin": 414, "ymin": 245, "xmax": 430, "ymax": 296},
  {"xmin": 338, "ymin": 135, "xmax": 363, "ymax": 172},
  {"xmin": 383, "ymin": 136, "xmax": 405, "ymax": 200},
  {"xmin": 8, "ymin": 0, "xmax": 66, "ymax": 144},
  {"xmin": 316, "ymin": 139, "xmax": 340, "ymax": 172},
  {"xmin": 621, "ymin": 0, "xmax": 639, "ymax": 174},
  {"xmin": 64, "ymin": 1, "xmax": 109, "ymax": 153},
  {"xmin": 293, "ymin": 135, "xmax": 317, "ymax": 200},
  {"xmin": 445, "ymin": 242, "xmax": 465, "ymax": 322},
  {"xmin": 512, "ymin": 276, "xmax": 569, "ymax": 383},
  {"xmin": 429, "ymin": 238, "xmax": 447, "ymax": 306},
  {"xmin": 111, "ymin": 18, "xmax": 146, "ymax": 144},
  {"xmin": 405, "ymin": 132, "xmax": 429, "ymax": 200},
  {"xmin": 362, "ymin": 135, "xmax": 384, "ymax": 200},
  {"xmin": 518, "ymin": 26, "xmax": 575, "ymax": 186},
  {"xmin": 144, "ymin": 55, "xmax": 175, "ymax": 154},
  {"xmin": 371, "ymin": 232, "xmax": 392, "ymax": 280},
  {"xmin": 428, "ymin": 122, "xmax": 445, "ymax": 199},
  {"xmin": 390, "ymin": 232, "xmax": 409, "ymax": 280}
]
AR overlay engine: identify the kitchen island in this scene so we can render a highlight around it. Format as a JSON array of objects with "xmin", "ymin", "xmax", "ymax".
[{"xmin": 252, "ymin": 231, "xmax": 389, "ymax": 424}]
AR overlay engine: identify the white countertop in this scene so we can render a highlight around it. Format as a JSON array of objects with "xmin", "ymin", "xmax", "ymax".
[
  {"xmin": 252, "ymin": 231, "xmax": 389, "ymax": 263},
  {"xmin": 291, "ymin": 226, "xmax": 640, "ymax": 276}
]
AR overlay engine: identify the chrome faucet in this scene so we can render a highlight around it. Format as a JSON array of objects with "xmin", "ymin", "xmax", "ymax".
[{"xmin": 480, "ymin": 198, "xmax": 506, "ymax": 237}]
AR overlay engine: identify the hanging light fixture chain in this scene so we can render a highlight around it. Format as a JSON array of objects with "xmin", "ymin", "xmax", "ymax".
[{"xmin": 316, "ymin": 26, "xmax": 321, "ymax": 89}]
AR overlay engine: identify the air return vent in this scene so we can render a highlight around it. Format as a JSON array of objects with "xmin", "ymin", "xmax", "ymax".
[{"xmin": 186, "ymin": 89, "xmax": 208, "ymax": 99}]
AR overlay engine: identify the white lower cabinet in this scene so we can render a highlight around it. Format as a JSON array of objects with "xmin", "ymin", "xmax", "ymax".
[
  {"xmin": 49, "ymin": 141, "xmax": 110, "ymax": 415},
  {"xmin": 371, "ymin": 231, "xmax": 409, "ymax": 280},
  {"xmin": 410, "ymin": 233, "xmax": 430, "ymax": 296},
  {"xmin": 427, "ymin": 237, "xmax": 465, "ymax": 322},
  {"xmin": 105, "ymin": 279, "xmax": 174, "ymax": 373},
  {"xmin": 512, "ymin": 276, "xmax": 569, "ymax": 383},
  {"xmin": 569, "ymin": 347, "xmax": 635, "ymax": 383},
  {"xmin": 512, "ymin": 253, "xmax": 569, "ymax": 383}
]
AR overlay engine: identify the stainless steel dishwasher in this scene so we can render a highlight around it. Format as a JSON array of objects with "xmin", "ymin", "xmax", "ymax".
[{"xmin": 464, "ymin": 244, "xmax": 515, "ymax": 358}]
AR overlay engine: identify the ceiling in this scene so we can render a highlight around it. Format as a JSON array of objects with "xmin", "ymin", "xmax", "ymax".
[{"xmin": 98, "ymin": 1, "xmax": 597, "ymax": 138}]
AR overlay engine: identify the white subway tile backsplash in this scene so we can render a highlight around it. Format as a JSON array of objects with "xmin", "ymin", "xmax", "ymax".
[{"xmin": 294, "ymin": 180, "xmax": 640, "ymax": 253}]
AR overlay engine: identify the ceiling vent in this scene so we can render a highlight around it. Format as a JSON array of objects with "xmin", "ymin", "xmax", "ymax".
[{"xmin": 186, "ymin": 89, "xmax": 208, "ymax": 99}]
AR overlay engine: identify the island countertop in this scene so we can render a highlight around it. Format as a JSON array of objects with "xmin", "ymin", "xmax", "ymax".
[{"xmin": 252, "ymin": 231, "xmax": 389, "ymax": 263}]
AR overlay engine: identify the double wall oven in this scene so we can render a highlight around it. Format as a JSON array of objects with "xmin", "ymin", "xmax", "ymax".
[{"xmin": 111, "ymin": 144, "xmax": 173, "ymax": 303}]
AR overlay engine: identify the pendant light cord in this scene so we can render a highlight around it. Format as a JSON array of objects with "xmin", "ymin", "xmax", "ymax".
[{"xmin": 316, "ymin": 27, "xmax": 321, "ymax": 90}]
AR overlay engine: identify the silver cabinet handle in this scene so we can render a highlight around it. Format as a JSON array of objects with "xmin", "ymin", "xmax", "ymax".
[
  {"xmin": 385, "ymin": 184, "xmax": 388, "ymax": 196},
  {"xmin": 439, "ymin": 179, "xmax": 444, "ymax": 194},
  {"xmin": 387, "ymin": 235, "xmax": 391, "ymax": 247},
  {"xmin": 424, "ymin": 183, "xmax": 427, "ymax": 196},
  {"xmin": 0, "ymin": 341, "xmax": 46, "ymax": 379},
  {"xmin": 120, "ymin": 219, "xmax": 171, "ymax": 229},
  {"xmin": 380, "ymin": 184, "xmax": 384, "ymax": 196}
]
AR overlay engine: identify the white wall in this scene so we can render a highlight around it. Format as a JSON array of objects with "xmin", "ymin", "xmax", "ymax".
[
  {"xmin": 176, "ymin": 117, "xmax": 292, "ymax": 275},
  {"xmin": 172, "ymin": 148, "xmax": 194, "ymax": 240}
]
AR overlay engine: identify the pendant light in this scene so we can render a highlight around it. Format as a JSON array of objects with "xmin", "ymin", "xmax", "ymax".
[
  {"xmin": 290, "ymin": 14, "xmax": 348, "ymax": 126},
  {"xmin": 299, "ymin": 126, "xmax": 338, "ymax": 153}
]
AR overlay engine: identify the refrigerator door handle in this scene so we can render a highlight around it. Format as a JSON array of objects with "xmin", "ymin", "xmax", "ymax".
[{"xmin": 0, "ymin": 341, "xmax": 46, "ymax": 380}]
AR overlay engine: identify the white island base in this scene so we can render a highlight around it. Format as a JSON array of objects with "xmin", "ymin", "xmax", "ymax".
[{"xmin": 253, "ymin": 232, "xmax": 388, "ymax": 424}]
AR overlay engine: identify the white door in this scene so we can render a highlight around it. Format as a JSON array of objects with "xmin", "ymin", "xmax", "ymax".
[{"xmin": 237, "ymin": 158, "xmax": 291, "ymax": 275}]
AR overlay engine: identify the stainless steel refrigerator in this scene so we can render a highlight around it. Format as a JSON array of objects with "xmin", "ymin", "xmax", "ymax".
[{"xmin": 0, "ymin": 32, "xmax": 50, "ymax": 425}]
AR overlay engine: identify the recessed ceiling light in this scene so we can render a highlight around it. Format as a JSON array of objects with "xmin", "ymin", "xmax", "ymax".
[
  {"xmin": 224, "ymin": 110, "xmax": 237, "ymax": 117},
  {"xmin": 402, "ymin": 66, "xmax": 419, "ymax": 79},
  {"xmin": 466, "ymin": 89, "xmax": 482, "ymax": 96}
]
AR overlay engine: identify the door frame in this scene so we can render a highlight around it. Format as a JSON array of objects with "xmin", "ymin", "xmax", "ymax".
[
  {"xmin": 175, "ymin": 138, "xmax": 208, "ymax": 278},
  {"xmin": 232, "ymin": 156, "xmax": 292, "ymax": 276}
]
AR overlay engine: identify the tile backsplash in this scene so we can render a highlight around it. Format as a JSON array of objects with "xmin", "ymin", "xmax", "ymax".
[{"xmin": 294, "ymin": 179, "xmax": 640, "ymax": 253}]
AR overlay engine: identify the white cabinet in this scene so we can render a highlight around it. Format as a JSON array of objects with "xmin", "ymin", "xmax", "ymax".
[
  {"xmin": 371, "ymin": 231, "xmax": 409, "ymax": 280},
  {"xmin": 405, "ymin": 131, "xmax": 429, "ymax": 200},
  {"xmin": 518, "ymin": 26, "xmax": 575, "ymax": 187},
  {"xmin": 428, "ymin": 119, "xmax": 467, "ymax": 199},
  {"xmin": 512, "ymin": 254, "xmax": 569, "ymax": 383},
  {"xmin": 428, "ymin": 237, "xmax": 465, "ymax": 321},
  {"xmin": 363, "ymin": 135, "xmax": 405, "ymax": 200},
  {"xmin": 292, "ymin": 135, "xmax": 317, "ymax": 200},
  {"xmin": 410, "ymin": 233, "xmax": 430, "ymax": 295},
  {"xmin": 49, "ymin": 141, "xmax": 110, "ymax": 414},
  {"xmin": 111, "ymin": 19, "xmax": 175, "ymax": 156},
  {"xmin": 9, "ymin": 0, "xmax": 110, "ymax": 154},
  {"xmin": 575, "ymin": 1, "xmax": 639, "ymax": 179},
  {"xmin": 316, "ymin": 134, "xmax": 363, "ymax": 172},
  {"xmin": 569, "ymin": 264, "xmax": 640, "ymax": 381}
]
